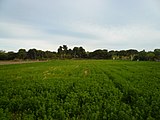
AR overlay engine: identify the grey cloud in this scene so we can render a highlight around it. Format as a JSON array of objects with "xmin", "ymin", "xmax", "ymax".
[{"xmin": 0, "ymin": 0, "xmax": 160, "ymax": 51}]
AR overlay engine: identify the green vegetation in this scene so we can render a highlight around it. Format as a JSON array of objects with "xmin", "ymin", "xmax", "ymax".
[
  {"xmin": 0, "ymin": 60, "xmax": 160, "ymax": 119},
  {"xmin": 0, "ymin": 46, "xmax": 160, "ymax": 61}
]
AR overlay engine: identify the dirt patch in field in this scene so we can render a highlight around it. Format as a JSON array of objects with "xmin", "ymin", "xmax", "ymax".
[
  {"xmin": 0, "ymin": 60, "xmax": 46, "ymax": 65},
  {"xmin": 84, "ymin": 69, "xmax": 90, "ymax": 76}
]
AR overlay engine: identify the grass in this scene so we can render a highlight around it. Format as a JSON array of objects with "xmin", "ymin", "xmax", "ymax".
[{"xmin": 0, "ymin": 60, "xmax": 160, "ymax": 119}]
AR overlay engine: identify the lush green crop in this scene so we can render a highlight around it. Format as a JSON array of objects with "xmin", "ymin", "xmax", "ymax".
[{"xmin": 0, "ymin": 60, "xmax": 160, "ymax": 120}]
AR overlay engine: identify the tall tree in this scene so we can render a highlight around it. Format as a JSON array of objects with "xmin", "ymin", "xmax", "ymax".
[
  {"xmin": 37, "ymin": 50, "xmax": 45, "ymax": 60},
  {"xmin": 58, "ymin": 46, "xmax": 63, "ymax": 59},
  {"xmin": 154, "ymin": 49, "xmax": 160, "ymax": 60},
  {"xmin": 27, "ymin": 49, "xmax": 37, "ymax": 60},
  {"xmin": 73, "ymin": 47, "xmax": 79, "ymax": 58},
  {"xmin": 17, "ymin": 49, "xmax": 27, "ymax": 59},
  {"xmin": 137, "ymin": 50, "xmax": 147, "ymax": 61},
  {"xmin": 126, "ymin": 49, "xmax": 138, "ymax": 60},
  {"xmin": 63, "ymin": 45, "xmax": 68, "ymax": 58},
  {"xmin": 146, "ymin": 52, "xmax": 155, "ymax": 61},
  {"xmin": 44, "ymin": 51, "xmax": 56, "ymax": 59},
  {"xmin": 89, "ymin": 49, "xmax": 109, "ymax": 59},
  {"xmin": 109, "ymin": 50, "xmax": 118, "ymax": 60},
  {"xmin": 0, "ymin": 50, "xmax": 7, "ymax": 60},
  {"xmin": 79, "ymin": 47, "xmax": 86, "ymax": 58},
  {"xmin": 63, "ymin": 45, "xmax": 68, "ymax": 53},
  {"xmin": 7, "ymin": 51, "xmax": 16, "ymax": 60},
  {"xmin": 66, "ymin": 49, "xmax": 72, "ymax": 59}
]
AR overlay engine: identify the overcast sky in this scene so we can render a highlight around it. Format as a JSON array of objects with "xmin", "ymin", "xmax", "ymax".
[{"xmin": 0, "ymin": 0, "xmax": 160, "ymax": 52}]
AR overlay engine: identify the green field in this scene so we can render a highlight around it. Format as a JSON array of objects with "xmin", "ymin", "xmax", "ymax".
[{"xmin": 0, "ymin": 60, "xmax": 160, "ymax": 120}]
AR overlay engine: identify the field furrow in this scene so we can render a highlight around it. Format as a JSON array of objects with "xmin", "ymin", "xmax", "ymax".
[{"xmin": 0, "ymin": 60, "xmax": 160, "ymax": 119}]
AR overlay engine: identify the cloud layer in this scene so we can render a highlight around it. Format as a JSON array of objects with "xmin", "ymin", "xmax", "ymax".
[{"xmin": 0, "ymin": 0, "xmax": 160, "ymax": 52}]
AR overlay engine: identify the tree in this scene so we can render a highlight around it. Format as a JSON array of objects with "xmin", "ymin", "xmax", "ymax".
[
  {"xmin": 63, "ymin": 45, "xmax": 68, "ymax": 54},
  {"xmin": 0, "ymin": 50, "xmax": 7, "ymax": 60},
  {"xmin": 73, "ymin": 47, "xmax": 79, "ymax": 58},
  {"xmin": 117, "ymin": 50, "xmax": 127, "ymax": 59},
  {"xmin": 36, "ymin": 50, "xmax": 45, "ymax": 60},
  {"xmin": 154, "ymin": 49, "xmax": 160, "ymax": 60},
  {"xmin": 72, "ymin": 46, "xmax": 86, "ymax": 58},
  {"xmin": 89, "ymin": 49, "xmax": 109, "ymax": 59},
  {"xmin": 154, "ymin": 49, "xmax": 160, "ymax": 55},
  {"xmin": 44, "ymin": 51, "xmax": 56, "ymax": 59},
  {"xmin": 126, "ymin": 49, "xmax": 138, "ymax": 60},
  {"xmin": 62, "ymin": 45, "xmax": 68, "ymax": 58},
  {"xmin": 7, "ymin": 52, "xmax": 16, "ymax": 60},
  {"xmin": 58, "ymin": 46, "xmax": 63, "ymax": 59},
  {"xmin": 27, "ymin": 49, "xmax": 37, "ymax": 60},
  {"xmin": 127, "ymin": 49, "xmax": 138, "ymax": 54},
  {"xmin": 137, "ymin": 50, "xmax": 147, "ymax": 61},
  {"xmin": 146, "ymin": 52, "xmax": 155, "ymax": 61},
  {"xmin": 66, "ymin": 49, "xmax": 72, "ymax": 59},
  {"xmin": 17, "ymin": 49, "xmax": 27, "ymax": 59},
  {"xmin": 79, "ymin": 47, "xmax": 86, "ymax": 58},
  {"xmin": 108, "ymin": 50, "xmax": 117, "ymax": 60}
]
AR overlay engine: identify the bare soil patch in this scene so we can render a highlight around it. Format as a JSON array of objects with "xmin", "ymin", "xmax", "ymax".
[{"xmin": 0, "ymin": 60, "xmax": 46, "ymax": 65}]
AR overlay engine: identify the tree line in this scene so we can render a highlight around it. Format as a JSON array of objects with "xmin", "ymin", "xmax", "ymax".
[{"xmin": 0, "ymin": 45, "xmax": 160, "ymax": 61}]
